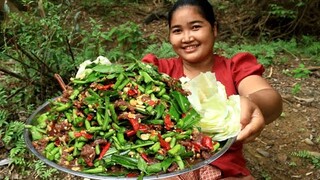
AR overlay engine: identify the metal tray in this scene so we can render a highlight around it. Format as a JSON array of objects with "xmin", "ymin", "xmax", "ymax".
[{"xmin": 24, "ymin": 99, "xmax": 236, "ymax": 180}]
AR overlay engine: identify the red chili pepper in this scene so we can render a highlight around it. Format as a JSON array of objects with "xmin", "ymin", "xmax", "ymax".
[
  {"xmin": 128, "ymin": 118, "xmax": 140, "ymax": 132},
  {"xmin": 126, "ymin": 129, "xmax": 136, "ymax": 137},
  {"xmin": 201, "ymin": 135, "xmax": 213, "ymax": 150},
  {"xmin": 157, "ymin": 133, "xmax": 170, "ymax": 151},
  {"xmin": 127, "ymin": 173, "xmax": 139, "ymax": 177},
  {"xmin": 127, "ymin": 89, "xmax": 138, "ymax": 96},
  {"xmin": 138, "ymin": 124, "xmax": 149, "ymax": 133},
  {"xmin": 87, "ymin": 161, "xmax": 94, "ymax": 167},
  {"xmin": 74, "ymin": 131, "xmax": 93, "ymax": 139},
  {"xmin": 164, "ymin": 114, "xmax": 174, "ymax": 130},
  {"xmin": 192, "ymin": 142, "xmax": 202, "ymax": 152},
  {"xmin": 87, "ymin": 114, "xmax": 94, "ymax": 121},
  {"xmin": 147, "ymin": 100, "xmax": 156, "ymax": 106},
  {"xmin": 98, "ymin": 142, "xmax": 111, "ymax": 160},
  {"xmin": 96, "ymin": 84, "xmax": 113, "ymax": 91},
  {"xmin": 141, "ymin": 153, "xmax": 150, "ymax": 163}
]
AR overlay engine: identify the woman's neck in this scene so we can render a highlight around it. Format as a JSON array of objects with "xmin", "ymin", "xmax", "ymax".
[{"xmin": 182, "ymin": 56, "xmax": 214, "ymax": 79}]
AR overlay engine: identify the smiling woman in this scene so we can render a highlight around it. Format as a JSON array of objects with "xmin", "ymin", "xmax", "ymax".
[{"xmin": 142, "ymin": 0, "xmax": 283, "ymax": 179}]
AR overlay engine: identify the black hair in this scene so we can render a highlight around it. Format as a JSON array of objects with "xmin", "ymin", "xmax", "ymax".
[{"xmin": 168, "ymin": 0, "xmax": 216, "ymax": 28}]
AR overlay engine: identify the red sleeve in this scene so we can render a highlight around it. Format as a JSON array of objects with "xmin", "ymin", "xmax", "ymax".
[
  {"xmin": 141, "ymin": 54, "xmax": 160, "ymax": 66},
  {"xmin": 230, "ymin": 53, "xmax": 265, "ymax": 88}
]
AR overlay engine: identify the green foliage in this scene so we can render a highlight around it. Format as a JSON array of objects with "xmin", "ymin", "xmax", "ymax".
[
  {"xmin": 268, "ymin": 3, "xmax": 297, "ymax": 19},
  {"xmin": 215, "ymin": 41, "xmax": 279, "ymax": 66},
  {"xmin": 33, "ymin": 160, "xmax": 58, "ymax": 179},
  {"xmin": 298, "ymin": 36, "xmax": 320, "ymax": 63},
  {"xmin": 291, "ymin": 150, "xmax": 320, "ymax": 169},
  {"xmin": 103, "ymin": 21, "xmax": 147, "ymax": 62},
  {"xmin": 292, "ymin": 64, "xmax": 311, "ymax": 78},
  {"xmin": 2, "ymin": 121, "xmax": 26, "ymax": 165},
  {"xmin": 143, "ymin": 42, "xmax": 177, "ymax": 58},
  {"xmin": 291, "ymin": 83, "xmax": 301, "ymax": 95}
]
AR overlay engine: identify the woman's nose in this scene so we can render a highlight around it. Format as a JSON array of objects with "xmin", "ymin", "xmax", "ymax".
[{"xmin": 182, "ymin": 32, "xmax": 194, "ymax": 42}]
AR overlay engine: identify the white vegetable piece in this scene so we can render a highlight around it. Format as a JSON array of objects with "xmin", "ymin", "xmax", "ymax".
[
  {"xmin": 181, "ymin": 72, "xmax": 241, "ymax": 141},
  {"xmin": 75, "ymin": 56, "xmax": 112, "ymax": 79}
]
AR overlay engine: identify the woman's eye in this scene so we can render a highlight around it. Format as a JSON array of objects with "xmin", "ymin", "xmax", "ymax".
[
  {"xmin": 172, "ymin": 29, "xmax": 181, "ymax": 33},
  {"xmin": 192, "ymin": 25, "xmax": 201, "ymax": 30}
]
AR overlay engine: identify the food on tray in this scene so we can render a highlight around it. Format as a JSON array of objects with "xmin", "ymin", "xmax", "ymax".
[{"xmin": 26, "ymin": 57, "xmax": 229, "ymax": 178}]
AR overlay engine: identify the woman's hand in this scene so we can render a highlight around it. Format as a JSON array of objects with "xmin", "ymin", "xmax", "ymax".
[{"xmin": 236, "ymin": 96, "xmax": 265, "ymax": 143}]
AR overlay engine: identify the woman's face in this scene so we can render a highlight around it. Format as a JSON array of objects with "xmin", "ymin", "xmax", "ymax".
[{"xmin": 169, "ymin": 5, "xmax": 217, "ymax": 64}]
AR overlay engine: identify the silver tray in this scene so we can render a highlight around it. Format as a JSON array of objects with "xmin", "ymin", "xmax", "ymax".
[{"xmin": 24, "ymin": 99, "xmax": 236, "ymax": 180}]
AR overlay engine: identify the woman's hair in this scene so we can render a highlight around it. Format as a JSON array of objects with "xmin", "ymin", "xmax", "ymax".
[{"xmin": 168, "ymin": 0, "xmax": 216, "ymax": 28}]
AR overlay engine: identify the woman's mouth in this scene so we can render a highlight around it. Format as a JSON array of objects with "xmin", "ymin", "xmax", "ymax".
[{"xmin": 183, "ymin": 45, "xmax": 198, "ymax": 53}]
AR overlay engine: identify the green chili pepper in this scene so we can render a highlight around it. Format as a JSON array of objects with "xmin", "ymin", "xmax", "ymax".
[
  {"xmin": 160, "ymin": 131, "xmax": 175, "ymax": 138},
  {"xmin": 129, "ymin": 141, "xmax": 154, "ymax": 150},
  {"xmin": 88, "ymin": 88, "xmax": 101, "ymax": 99},
  {"xmin": 117, "ymin": 78, "xmax": 130, "ymax": 90},
  {"xmin": 85, "ymin": 120, "xmax": 91, "ymax": 130},
  {"xmin": 146, "ymin": 162, "xmax": 162, "ymax": 174},
  {"xmin": 103, "ymin": 129, "xmax": 116, "ymax": 139},
  {"xmin": 155, "ymin": 154, "xmax": 165, "ymax": 160},
  {"xmin": 88, "ymin": 126, "xmax": 102, "ymax": 133},
  {"xmin": 161, "ymin": 158, "xmax": 174, "ymax": 172},
  {"xmin": 213, "ymin": 142, "xmax": 220, "ymax": 151},
  {"xmin": 71, "ymin": 79, "xmax": 88, "ymax": 84},
  {"xmin": 170, "ymin": 137, "xmax": 176, "ymax": 148},
  {"xmin": 144, "ymin": 119, "xmax": 163, "ymax": 125},
  {"xmin": 139, "ymin": 70, "xmax": 154, "ymax": 84},
  {"xmin": 154, "ymin": 103, "xmax": 165, "ymax": 119},
  {"xmin": 96, "ymin": 110, "xmax": 103, "ymax": 126},
  {"xmin": 169, "ymin": 105, "xmax": 180, "ymax": 121},
  {"xmin": 36, "ymin": 113, "xmax": 48, "ymax": 128},
  {"xmin": 180, "ymin": 151, "xmax": 194, "ymax": 158},
  {"xmin": 65, "ymin": 112, "xmax": 73, "ymax": 123},
  {"xmin": 70, "ymin": 88, "xmax": 80, "ymax": 100},
  {"xmin": 171, "ymin": 91, "xmax": 190, "ymax": 114},
  {"xmin": 103, "ymin": 96, "xmax": 111, "ymax": 130},
  {"xmin": 174, "ymin": 155, "xmax": 185, "ymax": 170},
  {"xmin": 111, "ymin": 136, "xmax": 123, "ymax": 150},
  {"xmin": 46, "ymin": 147, "xmax": 60, "ymax": 161},
  {"xmin": 157, "ymin": 87, "xmax": 166, "ymax": 97},
  {"xmin": 82, "ymin": 166, "xmax": 105, "ymax": 174},
  {"xmin": 55, "ymin": 102, "xmax": 72, "ymax": 112},
  {"xmin": 108, "ymin": 104, "xmax": 118, "ymax": 123},
  {"xmin": 117, "ymin": 132, "xmax": 126, "ymax": 145},
  {"xmin": 45, "ymin": 142, "xmax": 55, "ymax": 152},
  {"xmin": 111, "ymin": 154, "xmax": 138, "ymax": 169},
  {"xmin": 112, "ymin": 73, "xmax": 125, "ymax": 90},
  {"xmin": 28, "ymin": 126, "xmax": 44, "ymax": 141},
  {"xmin": 148, "ymin": 142, "xmax": 160, "ymax": 153},
  {"xmin": 177, "ymin": 109, "xmax": 200, "ymax": 130},
  {"xmin": 161, "ymin": 94, "xmax": 170, "ymax": 101},
  {"xmin": 168, "ymin": 144, "xmax": 182, "ymax": 156}
]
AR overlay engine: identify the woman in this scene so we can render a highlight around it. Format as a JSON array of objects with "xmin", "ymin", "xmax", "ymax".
[{"xmin": 142, "ymin": 0, "xmax": 283, "ymax": 179}]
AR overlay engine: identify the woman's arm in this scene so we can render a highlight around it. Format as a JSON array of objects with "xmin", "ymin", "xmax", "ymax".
[{"xmin": 238, "ymin": 75, "xmax": 283, "ymax": 124}]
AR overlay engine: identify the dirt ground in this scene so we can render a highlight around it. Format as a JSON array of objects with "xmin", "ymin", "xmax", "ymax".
[{"xmin": 1, "ymin": 1, "xmax": 319, "ymax": 180}]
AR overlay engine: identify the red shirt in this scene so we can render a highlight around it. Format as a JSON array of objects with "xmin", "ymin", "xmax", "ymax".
[{"xmin": 142, "ymin": 52, "xmax": 265, "ymax": 177}]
